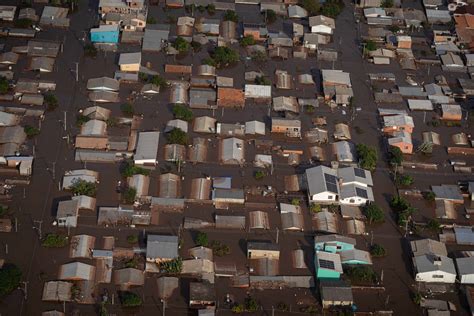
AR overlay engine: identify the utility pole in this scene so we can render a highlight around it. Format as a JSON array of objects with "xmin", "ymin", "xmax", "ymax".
[
  {"xmin": 22, "ymin": 281, "xmax": 28, "ymax": 300},
  {"xmin": 370, "ymin": 230, "xmax": 373, "ymax": 246},
  {"xmin": 5, "ymin": 243, "xmax": 8, "ymax": 254},
  {"xmin": 64, "ymin": 111, "xmax": 67, "ymax": 131},
  {"xmin": 33, "ymin": 220, "xmax": 43, "ymax": 239},
  {"xmin": 15, "ymin": 217, "xmax": 18, "ymax": 232},
  {"xmin": 162, "ymin": 300, "xmax": 166, "ymax": 316},
  {"xmin": 75, "ymin": 62, "xmax": 79, "ymax": 82},
  {"xmin": 276, "ymin": 227, "xmax": 279, "ymax": 244},
  {"xmin": 52, "ymin": 162, "xmax": 56, "ymax": 180}
]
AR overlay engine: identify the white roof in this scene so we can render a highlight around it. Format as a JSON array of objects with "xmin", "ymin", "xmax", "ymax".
[
  {"xmin": 135, "ymin": 131, "xmax": 160, "ymax": 162},
  {"xmin": 221, "ymin": 137, "xmax": 244, "ymax": 164},
  {"xmin": 245, "ymin": 84, "xmax": 272, "ymax": 98},
  {"xmin": 245, "ymin": 120, "xmax": 265, "ymax": 135},
  {"xmin": 321, "ymin": 69, "xmax": 351, "ymax": 86}
]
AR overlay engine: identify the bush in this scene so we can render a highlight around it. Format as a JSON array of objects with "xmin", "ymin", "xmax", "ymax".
[
  {"xmin": 209, "ymin": 47, "xmax": 239, "ymax": 68},
  {"xmin": 172, "ymin": 104, "xmax": 193, "ymax": 121},
  {"xmin": 389, "ymin": 146, "xmax": 403, "ymax": 166},
  {"xmin": 147, "ymin": 16, "xmax": 157, "ymax": 24},
  {"xmin": 365, "ymin": 40, "xmax": 377, "ymax": 52},
  {"xmin": 121, "ymin": 160, "xmax": 150, "ymax": 177},
  {"xmin": 240, "ymin": 35, "xmax": 256, "ymax": 47},
  {"xmin": 370, "ymin": 244, "xmax": 386, "ymax": 257},
  {"xmin": 254, "ymin": 170, "xmax": 265, "ymax": 180},
  {"xmin": 390, "ymin": 196, "xmax": 410, "ymax": 212},
  {"xmin": 300, "ymin": 0, "xmax": 320, "ymax": 15},
  {"xmin": 254, "ymin": 76, "xmax": 271, "ymax": 86},
  {"xmin": 397, "ymin": 174, "xmax": 414, "ymax": 187},
  {"xmin": 70, "ymin": 179, "xmax": 97, "ymax": 197},
  {"xmin": 363, "ymin": 204, "xmax": 384, "ymax": 224},
  {"xmin": 127, "ymin": 235, "xmax": 138, "ymax": 244},
  {"xmin": 412, "ymin": 292, "xmax": 422, "ymax": 305},
  {"xmin": 14, "ymin": 18, "xmax": 33, "ymax": 28},
  {"xmin": 173, "ymin": 36, "xmax": 190, "ymax": 53},
  {"xmin": 121, "ymin": 292, "xmax": 142, "ymax": 307},
  {"xmin": 0, "ymin": 264, "xmax": 21, "ymax": 298},
  {"xmin": 76, "ymin": 114, "xmax": 90, "ymax": 127},
  {"xmin": 138, "ymin": 72, "xmax": 148, "ymax": 82},
  {"xmin": 277, "ymin": 302, "xmax": 289, "ymax": 311},
  {"xmin": 195, "ymin": 232, "xmax": 208, "ymax": 247},
  {"xmin": 356, "ymin": 144, "xmax": 378, "ymax": 171},
  {"xmin": 150, "ymin": 75, "xmax": 168, "ymax": 89},
  {"xmin": 84, "ymin": 44, "xmax": 97, "ymax": 58},
  {"xmin": 44, "ymin": 93, "xmax": 58, "ymax": 111},
  {"xmin": 381, "ymin": 0, "xmax": 394, "ymax": 7},
  {"xmin": 0, "ymin": 76, "xmax": 8, "ymax": 94},
  {"xmin": 207, "ymin": 4, "xmax": 216, "ymax": 15},
  {"xmin": 159, "ymin": 257, "xmax": 183, "ymax": 273},
  {"xmin": 424, "ymin": 191, "xmax": 436, "ymax": 201},
  {"xmin": 305, "ymin": 105, "xmax": 315, "ymax": 113},
  {"xmin": 0, "ymin": 205, "xmax": 8, "ymax": 217},
  {"xmin": 245, "ymin": 296, "xmax": 259, "ymax": 312},
  {"xmin": 42, "ymin": 234, "xmax": 68, "ymax": 248},
  {"xmin": 321, "ymin": 0, "xmax": 344, "ymax": 18},
  {"xmin": 345, "ymin": 266, "xmax": 377, "ymax": 284},
  {"xmin": 124, "ymin": 256, "xmax": 139, "ymax": 268},
  {"xmin": 24, "ymin": 125, "xmax": 40, "ymax": 138},
  {"xmin": 224, "ymin": 10, "xmax": 238, "ymax": 22},
  {"xmin": 310, "ymin": 204, "xmax": 322, "ymax": 213},
  {"xmin": 166, "ymin": 128, "xmax": 188, "ymax": 145},
  {"xmin": 211, "ymin": 241, "xmax": 230, "ymax": 257},
  {"xmin": 251, "ymin": 51, "xmax": 267, "ymax": 62},
  {"xmin": 427, "ymin": 219, "xmax": 441, "ymax": 232},
  {"xmin": 191, "ymin": 41, "xmax": 202, "ymax": 52},
  {"xmin": 291, "ymin": 198, "xmax": 300, "ymax": 206},
  {"xmin": 264, "ymin": 9, "xmax": 277, "ymax": 24},
  {"xmin": 232, "ymin": 304, "xmax": 245, "ymax": 313},
  {"xmin": 121, "ymin": 103, "xmax": 134, "ymax": 117},
  {"xmin": 122, "ymin": 187, "xmax": 137, "ymax": 204}
]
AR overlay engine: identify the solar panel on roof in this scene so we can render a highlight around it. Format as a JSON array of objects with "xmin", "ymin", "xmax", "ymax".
[
  {"xmin": 355, "ymin": 187, "xmax": 368, "ymax": 199},
  {"xmin": 354, "ymin": 168, "xmax": 366, "ymax": 178},
  {"xmin": 324, "ymin": 173, "xmax": 337, "ymax": 184},
  {"xmin": 319, "ymin": 259, "xmax": 335, "ymax": 270},
  {"xmin": 324, "ymin": 173, "xmax": 338, "ymax": 193}
]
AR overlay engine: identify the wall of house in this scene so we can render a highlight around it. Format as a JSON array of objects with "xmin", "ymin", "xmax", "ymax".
[
  {"xmin": 120, "ymin": 63, "xmax": 140, "ymax": 72},
  {"xmin": 310, "ymin": 192, "xmax": 337, "ymax": 203},
  {"xmin": 315, "ymin": 242, "xmax": 354, "ymax": 253},
  {"xmin": 340, "ymin": 197, "xmax": 368, "ymax": 206},
  {"xmin": 415, "ymin": 271, "xmax": 456, "ymax": 283},
  {"xmin": 311, "ymin": 25, "xmax": 332, "ymax": 35},
  {"xmin": 316, "ymin": 268, "xmax": 341, "ymax": 279},
  {"xmin": 460, "ymin": 274, "xmax": 474, "ymax": 284},
  {"xmin": 247, "ymin": 249, "xmax": 280, "ymax": 259}
]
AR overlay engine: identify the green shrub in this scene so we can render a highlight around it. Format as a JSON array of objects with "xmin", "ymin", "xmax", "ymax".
[
  {"xmin": 381, "ymin": 0, "xmax": 394, "ymax": 7},
  {"xmin": 166, "ymin": 128, "xmax": 188, "ymax": 145},
  {"xmin": 300, "ymin": 0, "xmax": 320, "ymax": 15},
  {"xmin": 245, "ymin": 296, "xmax": 259, "ymax": 312},
  {"xmin": 291, "ymin": 198, "xmax": 300, "ymax": 206},
  {"xmin": 370, "ymin": 244, "xmax": 386, "ymax": 257},
  {"xmin": 310, "ymin": 204, "xmax": 321, "ymax": 213},
  {"xmin": 191, "ymin": 41, "xmax": 202, "ymax": 52},
  {"xmin": 70, "ymin": 179, "xmax": 97, "ymax": 197},
  {"xmin": 207, "ymin": 4, "xmax": 216, "ymax": 15},
  {"xmin": 150, "ymin": 75, "xmax": 168, "ymax": 89},
  {"xmin": 173, "ymin": 36, "xmax": 190, "ymax": 53},
  {"xmin": 427, "ymin": 219, "xmax": 441, "ymax": 232},
  {"xmin": 121, "ymin": 292, "xmax": 142, "ymax": 307},
  {"xmin": 390, "ymin": 196, "xmax": 410, "ymax": 212},
  {"xmin": 251, "ymin": 51, "xmax": 267, "ymax": 62},
  {"xmin": 254, "ymin": 76, "xmax": 271, "ymax": 86},
  {"xmin": 397, "ymin": 174, "xmax": 414, "ymax": 187},
  {"xmin": 147, "ymin": 16, "xmax": 157, "ymax": 24},
  {"xmin": 44, "ymin": 93, "xmax": 58, "ymax": 111},
  {"xmin": 321, "ymin": 0, "xmax": 344, "ymax": 18},
  {"xmin": 365, "ymin": 40, "xmax": 377, "ymax": 51},
  {"xmin": 195, "ymin": 232, "xmax": 208, "ymax": 247},
  {"xmin": 14, "ymin": 18, "xmax": 33, "ymax": 28},
  {"xmin": 127, "ymin": 235, "xmax": 138, "ymax": 244},
  {"xmin": 211, "ymin": 241, "xmax": 230, "ymax": 257},
  {"xmin": 84, "ymin": 44, "xmax": 97, "ymax": 58},
  {"xmin": 232, "ymin": 304, "xmax": 245, "ymax": 313},
  {"xmin": 356, "ymin": 144, "xmax": 378, "ymax": 171},
  {"xmin": 124, "ymin": 257, "xmax": 139, "ymax": 269},
  {"xmin": 24, "ymin": 125, "xmax": 40, "ymax": 138},
  {"xmin": 121, "ymin": 103, "xmax": 134, "ymax": 117},
  {"xmin": 209, "ymin": 47, "xmax": 239, "ymax": 68},
  {"xmin": 159, "ymin": 257, "xmax": 183, "ymax": 273},
  {"xmin": 424, "ymin": 191, "xmax": 436, "ymax": 201},
  {"xmin": 76, "ymin": 114, "xmax": 90, "ymax": 127},
  {"xmin": 122, "ymin": 187, "xmax": 137, "ymax": 204},
  {"xmin": 263, "ymin": 9, "xmax": 277, "ymax": 24},
  {"xmin": 345, "ymin": 266, "xmax": 377, "ymax": 284},
  {"xmin": 172, "ymin": 104, "xmax": 193, "ymax": 121},
  {"xmin": 0, "ymin": 264, "xmax": 21, "ymax": 298},
  {"xmin": 363, "ymin": 204, "xmax": 384, "ymax": 224},
  {"xmin": 240, "ymin": 35, "xmax": 256, "ymax": 47},
  {"xmin": 223, "ymin": 10, "xmax": 238, "ymax": 22},
  {"xmin": 254, "ymin": 171, "xmax": 265, "ymax": 180},
  {"xmin": 389, "ymin": 146, "xmax": 403, "ymax": 166},
  {"xmin": 0, "ymin": 76, "xmax": 8, "ymax": 94},
  {"xmin": 121, "ymin": 161, "xmax": 150, "ymax": 177},
  {"xmin": 42, "ymin": 234, "xmax": 68, "ymax": 248}
]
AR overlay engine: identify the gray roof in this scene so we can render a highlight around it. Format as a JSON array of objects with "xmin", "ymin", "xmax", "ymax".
[
  {"xmin": 29, "ymin": 57, "xmax": 55, "ymax": 72},
  {"xmin": 414, "ymin": 254, "xmax": 456, "ymax": 275},
  {"xmin": 81, "ymin": 119, "xmax": 107, "ymax": 136},
  {"xmin": 58, "ymin": 262, "xmax": 95, "ymax": 280},
  {"xmin": 247, "ymin": 241, "xmax": 279, "ymax": 251},
  {"xmin": 27, "ymin": 40, "xmax": 60, "ymax": 57},
  {"xmin": 333, "ymin": 141, "xmax": 356, "ymax": 162},
  {"xmin": 146, "ymin": 235, "xmax": 179, "ymax": 260},
  {"xmin": 142, "ymin": 26, "xmax": 170, "ymax": 52},
  {"xmin": 455, "ymin": 257, "xmax": 474, "ymax": 276},
  {"xmin": 157, "ymin": 276, "xmax": 179, "ymax": 299},
  {"xmin": 220, "ymin": 137, "xmax": 244, "ymax": 164},
  {"xmin": 0, "ymin": 126, "xmax": 27, "ymax": 145},
  {"xmin": 432, "ymin": 185, "xmax": 463, "ymax": 201},
  {"xmin": 212, "ymin": 188, "xmax": 245, "ymax": 201},
  {"xmin": 410, "ymin": 239, "xmax": 447, "ymax": 257},
  {"xmin": 87, "ymin": 77, "xmax": 120, "ymax": 91},
  {"xmin": 135, "ymin": 131, "xmax": 160, "ymax": 163},
  {"xmin": 454, "ymin": 227, "xmax": 474, "ymax": 245},
  {"xmin": 113, "ymin": 268, "xmax": 145, "ymax": 286},
  {"xmin": 320, "ymin": 280, "xmax": 353, "ymax": 303},
  {"xmin": 306, "ymin": 165, "xmax": 339, "ymax": 196},
  {"xmin": 119, "ymin": 52, "xmax": 141, "ymax": 65},
  {"xmin": 314, "ymin": 234, "xmax": 356, "ymax": 245},
  {"xmin": 337, "ymin": 167, "xmax": 373, "ymax": 186}
]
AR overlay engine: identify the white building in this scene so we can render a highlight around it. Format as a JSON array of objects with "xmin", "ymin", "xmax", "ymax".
[
  {"xmin": 456, "ymin": 257, "xmax": 474, "ymax": 284},
  {"xmin": 338, "ymin": 167, "xmax": 374, "ymax": 206},
  {"xmin": 413, "ymin": 255, "xmax": 456, "ymax": 283},
  {"xmin": 134, "ymin": 131, "xmax": 160, "ymax": 166},
  {"xmin": 306, "ymin": 165, "xmax": 339, "ymax": 203},
  {"xmin": 309, "ymin": 15, "xmax": 335, "ymax": 35}
]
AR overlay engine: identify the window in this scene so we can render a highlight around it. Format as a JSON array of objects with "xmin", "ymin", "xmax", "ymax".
[
  {"xmin": 328, "ymin": 195, "xmax": 333, "ymax": 199},
  {"xmin": 432, "ymin": 275, "xmax": 444, "ymax": 279},
  {"xmin": 349, "ymin": 199, "xmax": 355, "ymax": 203}
]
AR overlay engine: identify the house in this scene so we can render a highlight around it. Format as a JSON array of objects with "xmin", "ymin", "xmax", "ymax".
[
  {"xmin": 189, "ymin": 282, "xmax": 216, "ymax": 309},
  {"xmin": 62, "ymin": 169, "xmax": 98, "ymax": 189},
  {"xmin": 245, "ymin": 120, "xmax": 265, "ymax": 135},
  {"xmin": 441, "ymin": 104, "xmax": 462, "ymax": 121},
  {"xmin": 315, "ymin": 251, "xmax": 343, "ymax": 279},
  {"xmin": 275, "ymin": 70, "xmax": 292, "ymax": 89},
  {"xmin": 58, "ymin": 262, "xmax": 95, "ymax": 281},
  {"xmin": 40, "ymin": 6, "xmax": 70, "ymax": 28},
  {"xmin": 87, "ymin": 77, "xmax": 120, "ymax": 91},
  {"xmin": 320, "ymin": 280, "xmax": 353, "ymax": 309},
  {"xmin": 29, "ymin": 57, "xmax": 55, "ymax": 72},
  {"xmin": 193, "ymin": 116, "xmax": 216, "ymax": 133},
  {"xmin": 432, "ymin": 185, "xmax": 464, "ymax": 203},
  {"xmin": 337, "ymin": 167, "xmax": 373, "ymax": 187},
  {"xmin": 142, "ymin": 25, "xmax": 170, "ymax": 52},
  {"xmin": 423, "ymin": 0, "xmax": 443, "ymax": 9},
  {"xmin": 118, "ymin": 52, "xmax": 141, "ymax": 72},
  {"xmin": 220, "ymin": 20, "xmax": 237, "ymax": 43},
  {"xmin": 158, "ymin": 173, "xmax": 181, "ymax": 198},
  {"xmin": 114, "ymin": 268, "xmax": 145, "ymax": 289},
  {"xmin": 212, "ymin": 188, "xmax": 245, "ymax": 205},
  {"xmin": 247, "ymin": 241, "xmax": 280, "ymax": 259},
  {"xmin": 364, "ymin": 7, "xmax": 386, "ymax": 18},
  {"xmin": 333, "ymin": 123, "xmax": 351, "ymax": 140},
  {"xmin": 306, "ymin": 165, "xmax": 339, "ymax": 203},
  {"xmin": 271, "ymin": 118, "xmax": 301, "ymax": 138},
  {"xmin": 309, "ymin": 15, "xmax": 335, "ymax": 35},
  {"xmin": 333, "ymin": 141, "xmax": 356, "ymax": 162},
  {"xmin": 90, "ymin": 25, "xmax": 120, "ymax": 44},
  {"xmin": 243, "ymin": 23, "xmax": 267, "ymax": 41},
  {"xmin": 288, "ymin": 5, "xmax": 308, "ymax": 18},
  {"xmin": 128, "ymin": 174, "xmax": 150, "ymax": 198},
  {"xmin": 56, "ymin": 200, "xmax": 80, "ymax": 228},
  {"xmin": 314, "ymin": 235, "xmax": 356, "ymax": 253},
  {"xmin": 165, "ymin": 119, "xmax": 188, "ymax": 133},
  {"xmin": 177, "ymin": 16, "xmax": 195, "ymax": 36},
  {"xmin": 340, "ymin": 249, "xmax": 372, "ymax": 265},
  {"xmin": 99, "ymin": 0, "xmax": 146, "ymax": 14},
  {"xmin": 0, "ymin": 6, "xmax": 17, "ymax": 21},
  {"xmin": 0, "ymin": 52, "xmax": 19, "ymax": 65},
  {"xmin": 454, "ymin": 14, "xmax": 474, "ymax": 44},
  {"xmin": 456, "ymin": 257, "xmax": 474, "ymax": 284},
  {"xmin": 88, "ymin": 91, "xmax": 120, "ymax": 103},
  {"xmin": 146, "ymin": 235, "xmax": 179, "ymax": 264},
  {"xmin": 134, "ymin": 131, "xmax": 160, "ymax": 166},
  {"xmin": 382, "ymin": 114, "xmax": 414, "ymax": 134},
  {"xmin": 217, "ymin": 88, "xmax": 245, "ymax": 108},
  {"xmin": 413, "ymin": 255, "xmax": 456, "ymax": 283},
  {"xmin": 42, "ymin": 281, "xmax": 72, "ymax": 302},
  {"xmin": 339, "ymin": 183, "xmax": 374, "ymax": 206},
  {"xmin": 426, "ymin": 9, "xmax": 452, "ymax": 24},
  {"xmin": 388, "ymin": 131, "xmax": 413, "ymax": 154},
  {"xmin": 196, "ymin": 18, "xmax": 220, "ymax": 35},
  {"xmin": 219, "ymin": 137, "xmax": 244, "ymax": 165},
  {"xmin": 245, "ymin": 84, "xmax": 272, "ymax": 99}
]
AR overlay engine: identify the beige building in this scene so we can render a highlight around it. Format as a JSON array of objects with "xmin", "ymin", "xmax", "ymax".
[
  {"xmin": 247, "ymin": 241, "xmax": 280, "ymax": 259},
  {"xmin": 118, "ymin": 52, "xmax": 141, "ymax": 72}
]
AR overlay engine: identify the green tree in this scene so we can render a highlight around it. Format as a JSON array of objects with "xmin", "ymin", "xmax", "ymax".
[
  {"xmin": 166, "ymin": 128, "xmax": 188, "ymax": 145},
  {"xmin": 172, "ymin": 104, "xmax": 193, "ymax": 121},
  {"xmin": 254, "ymin": 170, "xmax": 265, "ymax": 180},
  {"xmin": 0, "ymin": 205, "xmax": 8, "ymax": 216},
  {"xmin": 356, "ymin": 144, "xmax": 378, "ymax": 171},
  {"xmin": 122, "ymin": 187, "xmax": 137, "ymax": 204},
  {"xmin": 381, "ymin": 0, "xmax": 394, "ymax": 7},
  {"xmin": 390, "ymin": 196, "xmax": 410, "ymax": 212},
  {"xmin": 127, "ymin": 235, "xmax": 138, "ymax": 244},
  {"xmin": 173, "ymin": 36, "xmax": 190, "ymax": 53},
  {"xmin": 76, "ymin": 114, "xmax": 90, "ymax": 127},
  {"xmin": 240, "ymin": 35, "xmax": 256, "ymax": 47},
  {"xmin": 232, "ymin": 304, "xmax": 245, "ymax": 313},
  {"xmin": 397, "ymin": 174, "xmax": 414, "ymax": 187},
  {"xmin": 245, "ymin": 296, "xmax": 259, "ymax": 312},
  {"xmin": 159, "ymin": 257, "xmax": 183, "ymax": 273},
  {"xmin": 424, "ymin": 191, "xmax": 436, "ymax": 201},
  {"xmin": 24, "ymin": 125, "xmax": 40, "ymax": 138},
  {"xmin": 211, "ymin": 241, "xmax": 230, "ymax": 257},
  {"xmin": 147, "ymin": 16, "xmax": 157, "ymax": 24},
  {"xmin": 44, "ymin": 93, "xmax": 58, "ymax": 111},
  {"xmin": 223, "ymin": 10, "xmax": 239, "ymax": 22},
  {"xmin": 121, "ymin": 103, "xmax": 134, "ymax": 117},
  {"xmin": 0, "ymin": 76, "xmax": 8, "ymax": 94},
  {"xmin": 389, "ymin": 146, "xmax": 403, "ymax": 166},
  {"xmin": 207, "ymin": 4, "xmax": 216, "ymax": 15},
  {"xmin": 264, "ymin": 9, "xmax": 277, "ymax": 24},
  {"xmin": 150, "ymin": 75, "xmax": 168, "ymax": 89},
  {"xmin": 195, "ymin": 232, "xmax": 208, "ymax": 247},
  {"xmin": 321, "ymin": 0, "xmax": 344, "ymax": 18},
  {"xmin": 14, "ymin": 18, "xmax": 33, "ymax": 28},
  {"xmin": 84, "ymin": 44, "xmax": 97, "ymax": 58},
  {"xmin": 300, "ymin": 0, "xmax": 320, "ymax": 15},
  {"xmin": 210, "ymin": 47, "xmax": 239, "ymax": 68},
  {"xmin": 345, "ymin": 266, "xmax": 377, "ymax": 284},
  {"xmin": 291, "ymin": 198, "xmax": 300, "ymax": 206},
  {"xmin": 191, "ymin": 41, "xmax": 202, "ymax": 52},
  {"xmin": 254, "ymin": 76, "xmax": 271, "ymax": 86},
  {"xmin": 0, "ymin": 264, "xmax": 21, "ymax": 298},
  {"xmin": 365, "ymin": 40, "xmax": 377, "ymax": 51},
  {"xmin": 121, "ymin": 292, "xmax": 142, "ymax": 307},
  {"xmin": 42, "ymin": 234, "xmax": 68, "ymax": 248},
  {"xmin": 370, "ymin": 244, "xmax": 386, "ymax": 257},
  {"xmin": 310, "ymin": 204, "xmax": 322, "ymax": 213},
  {"xmin": 363, "ymin": 204, "xmax": 384, "ymax": 224},
  {"xmin": 251, "ymin": 51, "xmax": 267, "ymax": 62},
  {"xmin": 427, "ymin": 219, "xmax": 441, "ymax": 232},
  {"xmin": 70, "ymin": 179, "xmax": 97, "ymax": 197},
  {"xmin": 121, "ymin": 161, "xmax": 150, "ymax": 177}
]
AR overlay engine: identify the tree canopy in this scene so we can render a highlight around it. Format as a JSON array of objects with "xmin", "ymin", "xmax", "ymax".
[
  {"xmin": 0, "ymin": 264, "xmax": 21, "ymax": 298},
  {"xmin": 356, "ymin": 144, "xmax": 378, "ymax": 171}
]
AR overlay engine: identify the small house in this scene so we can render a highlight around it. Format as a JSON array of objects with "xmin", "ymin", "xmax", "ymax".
[
  {"xmin": 57, "ymin": 199, "xmax": 80, "ymax": 228},
  {"xmin": 413, "ymin": 255, "xmax": 456, "ymax": 283},
  {"xmin": 456, "ymin": 257, "xmax": 474, "ymax": 284},
  {"xmin": 189, "ymin": 282, "xmax": 216, "ymax": 309},
  {"xmin": 306, "ymin": 165, "xmax": 339, "ymax": 203},
  {"xmin": 271, "ymin": 118, "xmax": 301, "ymax": 138},
  {"xmin": 441, "ymin": 104, "xmax": 462, "ymax": 121},
  {"xmin": 388, "ymin": 131, "xmax": 413, "ymax": 154},
  {"xmin": 118, "ymin": 52, "xmax": 141, "ymax": 72},
  {"xmin": 134, "ymin": 131, "xmax": 160, "ymax": 166},
  {"xmin": 382, "ymin": 114, "xmax": 414, "ymax": 134},
  {"xmin": 58, "ymin": 262, "xmax": 95, "ymax": 281},
  {"xmin": 315, "ymin": 251, "xmax": 343, "ymax": 279},
  {"xmin": 146, "ymin": 235, "xmax": 179, "ymax": 264},
  {"xmin": 320, "ymin": 280, "xmax": 353, "ymax": 309},
  {"xmin": 0, "ymin": 6, "xmax": 16, "ymax": 21},
  {"xmin": 114, "ymin": 268, "xmax": 145, "ymax": 289},
  {"xmin": 247, "ymin": 241, "xmax": 280, "ymax": 259},
  {"xmin": 340, "ymin": 249, "xmax": 372, "ymax": 265},
  {"xmin": 309, "ymin": 15, "xmax": 335, "ymax": 35},
  {"xmin": 245, "ymin": 120, "xmax": 265, "ymax": 135},
  {"xmin": 314, "ymin": 235, "xmax": 356, "ymax": 253},
  {"xmin": 217, "ymin": 88, "xmax": 245, "ymax": 108},
  {"xmin": 219, "ymin": 137, "xmax": 244, "ymax": 165},
  {"xmin": 288, "ymin": 5, "xmax": 308, "ymax": 18},
  {"xmin": 212, "ymin": 188, "xmax": 245, "ymax": 205}
]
